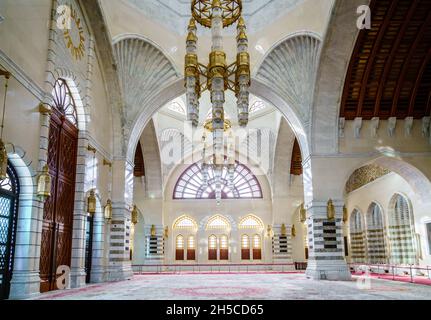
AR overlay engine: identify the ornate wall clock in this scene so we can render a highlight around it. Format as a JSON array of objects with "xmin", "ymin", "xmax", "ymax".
[{"xmin": 63, "ymin": 6, "xmax": 86, "ymax": 61}]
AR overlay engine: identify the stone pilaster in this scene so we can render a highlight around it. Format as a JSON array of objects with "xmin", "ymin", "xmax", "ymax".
[
  {"xmin": 142, "ymin": 224, "xmax": 165, "ymax": 265},
  {"xmin": 305, "ymin": 200, "xmax": 351, "ymax": 281},
  {"xmin": 106, "ymin": 202, "xmax": 133, "ymax": 281}
]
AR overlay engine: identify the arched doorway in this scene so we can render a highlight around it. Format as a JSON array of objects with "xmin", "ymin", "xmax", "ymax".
[
  {"xmin": 39, "ymin": 79, "xmax": 79, "ymax": 292},
  {"xmin": 0, "ymin": 163, "xmax": 19, "ymax": 300}
]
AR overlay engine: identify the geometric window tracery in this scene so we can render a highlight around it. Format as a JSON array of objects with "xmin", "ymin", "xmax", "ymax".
[
  {"xmin": 206, "ymin": 215, "xmax": 230, "ymax": 230},
  {"xmin": 173, "ymin": 162, "xmax": 262, "ymax": 200},
  {"xmin": 0, "ymin": 163, "xmax": 19, "ymax": 299},
  {"xmin": 52, "ymin": 78, "xmax": 78, "ymax": 127},
  {"xmin": 173, "ymin": 215, "xmax": 198, "ymax": 230},
  {"xmin": 239, "ymin": 214, "xmax": 264, "ymax": 229}
]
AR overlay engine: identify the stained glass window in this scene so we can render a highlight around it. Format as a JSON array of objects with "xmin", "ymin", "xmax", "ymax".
[
  {"xmin": 52, "ymin": 79, "xmax": 78, "ymax": 127},
  {"xmin": 173, "ymin": 162, "xmax": 262, "ymax": 200}
]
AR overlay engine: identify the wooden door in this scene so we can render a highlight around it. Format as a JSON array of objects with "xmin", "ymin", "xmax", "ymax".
[
  {"xmin": 176, "ymin": 249, "xmax": 184, "ymax": 261},
  {"xmin": 241, "ymin": 249, "xmax": 250, "ymax": 260},
  {"xmin": 252, "ymin": 249, "xmax": 261, "ymax": 260},
  {"xmin": 219, "ymin": 249, "xmax": 229, "ymax": 260},
  {"xmin": 187, "ymin": 249, "xmax": 195, "ymax": 261},
  {"xmin": 208, "ymin": 249, "xmax": 217, "ymax": 260},
  {"xmin": 39, "ymin": 107, "xmax": 78, "ymax": 293}
]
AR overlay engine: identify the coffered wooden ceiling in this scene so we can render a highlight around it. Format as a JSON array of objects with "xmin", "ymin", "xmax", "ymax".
[{"xmin": 341, "ymin": 0, "xmax": 431, "ymax": 120}]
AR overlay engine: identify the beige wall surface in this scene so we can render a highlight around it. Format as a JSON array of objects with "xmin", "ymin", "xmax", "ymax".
[{"xmin": 345, "ymin": 173, "xmax": 431, "ymax": 266}]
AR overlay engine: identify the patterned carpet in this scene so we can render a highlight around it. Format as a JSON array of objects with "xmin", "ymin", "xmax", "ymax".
[{"xmin": 30, "ymin": 273, "xmax": 431, "ymax": 300}]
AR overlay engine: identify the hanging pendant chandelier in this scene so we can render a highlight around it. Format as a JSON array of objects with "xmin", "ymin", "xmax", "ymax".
[
  {"xmin": 186, "ymin": 0, "xmax": 250, "ymax": 205},
  {"xmin": 201, "ymin": 120, "xmax": 236, "ymax": 206}
]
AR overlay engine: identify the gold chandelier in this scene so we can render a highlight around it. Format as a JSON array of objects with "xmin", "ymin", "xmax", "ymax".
[{"xmin": 185, "ymin": 0, "xmax": 250, "ymax": 205}]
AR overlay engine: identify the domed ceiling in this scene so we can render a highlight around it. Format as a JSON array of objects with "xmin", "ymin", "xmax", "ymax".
[{"xmin": 124, "ymin": 0, "xmax": 304, "ymax": 35}]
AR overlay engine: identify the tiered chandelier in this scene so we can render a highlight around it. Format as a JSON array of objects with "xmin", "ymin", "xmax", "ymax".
[{"xmin": 184, "ymin": 0, "xmax": 250, "ymax": 205}]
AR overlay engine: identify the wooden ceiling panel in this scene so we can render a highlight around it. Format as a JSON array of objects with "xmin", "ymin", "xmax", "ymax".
[{"xmin": 341, "ymin": 0, "xmax": 431, "ymax": 120}]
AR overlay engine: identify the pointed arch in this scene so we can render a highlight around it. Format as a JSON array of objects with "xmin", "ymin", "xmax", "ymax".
[
  {"xmin": 173, "ymin": 215, "xmax": 198, "ymax": 230},
  {"xmin": 238, "ymin": 214, "xmax": 264, "ymax": 229},
  {"xmin": 349, "ymin": 209, "xmax": 366, "ymax": 263},
  {"xmin": 366, "ymin": 202, "xmax": 387, "ymax": 264},
  {"xmin": 388, "ymin": 193, "xmax": 417, "ymax": 265},
  {"xmin": 206, "ymin": 215, "xmax": 231, "ymax": 230}
]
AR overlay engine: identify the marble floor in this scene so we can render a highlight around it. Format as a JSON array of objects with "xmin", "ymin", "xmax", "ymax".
[{"xmin": 31, "ymin": 273, "xmax": 431, "ymax": 300}]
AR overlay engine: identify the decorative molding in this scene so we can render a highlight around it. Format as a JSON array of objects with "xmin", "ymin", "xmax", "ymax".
[
  {"xmin": 0, "ymin": 49, "xmax": 47, "ymax": 101},
  {"xmin": 387, "ymin": 117, "xmax": 397, "ymax": 137},
  {"xmin": 86, "ymin": 134, "xmax": 113, "ymax": 162},
  {"xmin": 404, "ymin": 117, "xmax": 413, "ymax": 137},
  {"xmin": 256, "ymin": 33, "xmax": 321, "ymax": 125},
  {"xmin": 370, "ymin": 117, "xmax": 379, "ymax": 138},
  {"xmin": 338, "ymin": 118, "xmax": 345, "ymax": 138},
  {"xmin": 113, "ymin": 37, "xmax": 179, "ymax": 126},
  {"xmin": 345, "ymin": 164, "xmax": 391, "ymax": 194},
  {"xmin": 422, "ymin": 116, "xmax": 430, "ymax": 138},
  {"xmin": 353, "ymin": 117, "xmax": 362, "ymax": 138}
]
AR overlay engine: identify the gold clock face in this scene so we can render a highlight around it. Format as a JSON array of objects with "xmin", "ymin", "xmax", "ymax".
[{"xmin": 63, "ymin": 7, "xmax": 85, "ymax": 61}]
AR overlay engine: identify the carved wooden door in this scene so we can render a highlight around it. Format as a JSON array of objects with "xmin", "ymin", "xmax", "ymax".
[{"xmin": 39, "ymin": 106, "xmax": 78, "ymax": 293}]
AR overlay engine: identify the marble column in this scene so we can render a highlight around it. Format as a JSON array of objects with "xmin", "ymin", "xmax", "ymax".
[{"xmin": 305, "ymin": 200, "xmax": 351, "ymax": 280}]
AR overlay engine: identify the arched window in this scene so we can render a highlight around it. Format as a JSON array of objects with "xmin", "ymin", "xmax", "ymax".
[
  {"xmin": 173, "ymin": 215, "xmax": 198, "ymax": 230},
  {"xmin": 206, "ymin": 215, "xmax": 230, "ymax": 230},
  {"xmin": 176, "ymin": 235, "xmax": 184, "ymax": 261},
  {"xmin": 187, "ymin": 236, "xmax": 196, "ymax": 261},
  {"xmin": 52, "ymin": 78, "xmax": 78, "ymax": 127},
  {"xmin": 208, "ymin": 235, "xmax": 217, "ymax": 260},
  {"xmin": 239, "ymin": 214, "xmax": 264, "ymax": 229},
  {"xmin": 389, "ymin": 194, "xmax": 416, "ymax": 265},
  {"xmin": 366, "ymin": 203, "xmax": 387, "ymax": 264},
  {"xmin": 252, "ymin": 234, "xmax": 262, "ymax": 260},
  {"xmin": 173, "ymin": 162, "xmax": 262, "ymax": 200},
  {"xmin": 0, "ymin": 163, "xmax": 19, "ymax": 300},
  {"xmin": 219, "ymin": 235, "xmax": 229, "ymax": 260},
  {"xmin": 349, "ymin": 209, "xmax": 366, "ymax": 263},
  {"xmin": 241, "ymin": 235, "xmax": 250, "ymax": 260}
]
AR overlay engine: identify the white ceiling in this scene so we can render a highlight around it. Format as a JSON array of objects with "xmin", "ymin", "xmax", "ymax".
[{"xmin": 125, "ymin": 0, "xmax": 304, "ymax": 35}]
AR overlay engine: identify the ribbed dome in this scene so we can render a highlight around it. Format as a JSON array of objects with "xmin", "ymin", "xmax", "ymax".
[
  {"xmin": 256, "ymin": 34, "xmax": 321, "ymax": 125},
  {"xmin": 113, "ymin": 38, "xmax": 179, "ymax": 122}
]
